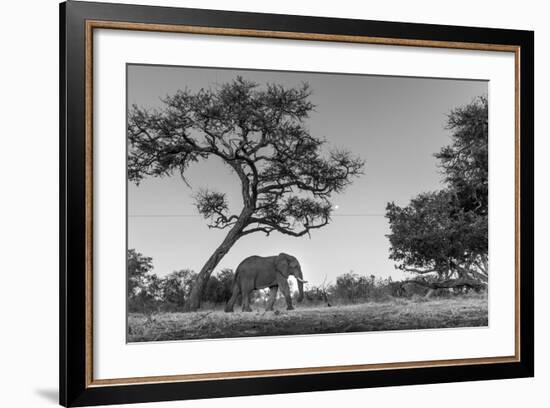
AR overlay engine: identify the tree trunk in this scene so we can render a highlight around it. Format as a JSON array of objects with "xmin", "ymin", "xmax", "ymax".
[{"xmin": 184, "ymin": 207, "xmax": 252, "ymax": 311}]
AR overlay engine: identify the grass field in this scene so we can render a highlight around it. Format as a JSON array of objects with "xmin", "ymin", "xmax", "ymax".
[{"xmin": 127, "ymin": 295, "xmax": 488, "ymax": 342}]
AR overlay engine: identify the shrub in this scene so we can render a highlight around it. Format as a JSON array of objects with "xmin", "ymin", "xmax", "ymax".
[{"xmin": 127, "ymin": 249, "xmax": 237, "ymax": 312}]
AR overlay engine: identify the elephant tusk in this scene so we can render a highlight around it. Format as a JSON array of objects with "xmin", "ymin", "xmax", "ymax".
[{"xmin": 295, "ymin": 277, "xmax": 308, "ymax": 283}]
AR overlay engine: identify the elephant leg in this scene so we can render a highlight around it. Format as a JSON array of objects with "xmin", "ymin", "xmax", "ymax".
[
  {"xmin": 279, "ymin": 280, "xmax": 294, "ymax": 310},
  {"xmin": 265, "ymin": 286, "xmax": 278, "ymax": 311},
  {"xmin": 241, "ymin": 288, "xmax": 253, "ymax": 312},
  {"xmin": 225, "ymin": 284, "xmax": 240, "ymax": 313}
]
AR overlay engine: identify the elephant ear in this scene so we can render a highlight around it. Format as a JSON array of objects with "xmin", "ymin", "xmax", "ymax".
[{"xmin": 275, "ymin": 253, "xmax": 290, "ymax": 278}]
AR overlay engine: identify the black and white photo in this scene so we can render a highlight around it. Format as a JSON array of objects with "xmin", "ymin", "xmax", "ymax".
[{"xmin": 126, "ymin": 65, "xmax": 489, "ymax": 342}]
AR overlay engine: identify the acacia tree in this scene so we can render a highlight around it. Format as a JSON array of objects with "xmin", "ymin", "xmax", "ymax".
[
  {"xmin": 385, "ymin": 96, "xmax": 488, "ymax": 284},
  {"xmin": 128, "ymin": 77, "xmax": 364, "ymax": 311}
]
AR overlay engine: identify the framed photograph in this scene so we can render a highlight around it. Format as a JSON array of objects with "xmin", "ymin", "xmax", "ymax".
[{"xmin": 60, "ymin": 1, "xmax": 534, "ymax": 406}]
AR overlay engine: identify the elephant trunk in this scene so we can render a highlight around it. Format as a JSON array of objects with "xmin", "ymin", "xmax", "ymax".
[{"xmin": 295, "ymin": 269, "xmax": 306, "ymax": 302}]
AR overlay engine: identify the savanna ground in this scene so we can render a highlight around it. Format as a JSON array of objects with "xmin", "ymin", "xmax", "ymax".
[{"xmin": 127, "ymin": 294, "xmax": 488, "ymax": 342}]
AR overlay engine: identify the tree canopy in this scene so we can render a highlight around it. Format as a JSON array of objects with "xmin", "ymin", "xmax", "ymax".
[
  {"xmin": 386, "ymin": 96, "xmax": 488, "ymax": 283},
  {"xmin": 435, "ymin": 95, "xmax": 488, "ymax": 216},
  {"xmin": 128, "ymin": 77, "xmax": 365, "ymax": 310},
  {"xmin": 127, "ymin": 249, "xmax": 154, "ymax": 298}
]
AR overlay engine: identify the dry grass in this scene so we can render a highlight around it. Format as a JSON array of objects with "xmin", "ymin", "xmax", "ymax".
[{"xmin": 127, "ymin": 295, "xmax": 488, "ymax": 342}]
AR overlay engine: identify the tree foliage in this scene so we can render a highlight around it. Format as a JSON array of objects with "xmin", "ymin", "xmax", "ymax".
[
  {"xmin": 127, "ymin": 249, "xmax": 154, "ymax": 298},
  {"xmin": 436, "ymin": 96, "xmax": 488, "ymax": 215},
  {"xmin": 128, "ymin": 77, "xmax": 364, "ymax": 310},
  {"xmin": 128, "ymin": 77, "xmax": 363, "ymax": 236},
  {"xmin": 386, "ymin": 191, "xmax": 487, "ymax": 280},
  {"xmin": 162, "ymin": 269, "xmax": 196, "ymax": 307},
  {"xmin": 127, "ymin": 250, "xmax": 237, "ymax": 312},
  {"xmin": 386, "ymin": 97, "xmax": 488, "ymax": 282}
]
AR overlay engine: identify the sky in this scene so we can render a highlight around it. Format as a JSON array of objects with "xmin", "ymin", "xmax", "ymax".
[{"xmin": 127, "ymin": 64, "xmax": 487, "ymax": 286}]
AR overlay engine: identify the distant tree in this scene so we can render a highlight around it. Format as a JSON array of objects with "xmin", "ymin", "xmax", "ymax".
[
  {"xmin": 386, "ymin": 97, "xmax": 488, "ymax": 283},
  {"xmin": 128, "ymin": 77, "xmax": 364, "ymax": 310},
  {"xmin": 204, "ymin": 275, "xmax": 225, "ymax": 304},
  {"xmin": 334, "ymin": 272, "xmax": 360, "ymax": 302},
  {"xmin": 146, "ymin": 274, "xmax": 164, "ymax": 303},
  {"xmin": 216, "ymin": 268, "xmax": 235, "ymax": 302},
  {"xmin": 129, "ymin": 264, "xmax": 235, "ymax": 311},
  {"xmin": 333, "ymin": 272, "xmax": 378, "ymax": 302},
  {"xmin": 127, "ymin": 249, "xmax": 154, "ymax": 298},
  {"xmin": 127, "ymin": 249, "xmax": 163, "ymax": 312},
  {"xmin": 162, "ymin": 269, "xmax": 196, "ymax": 308}
]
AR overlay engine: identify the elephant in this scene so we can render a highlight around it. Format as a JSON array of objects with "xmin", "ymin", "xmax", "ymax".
[{"xmin": 225, "ymin": 253, "xmax": 307, "ymax": 312}]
